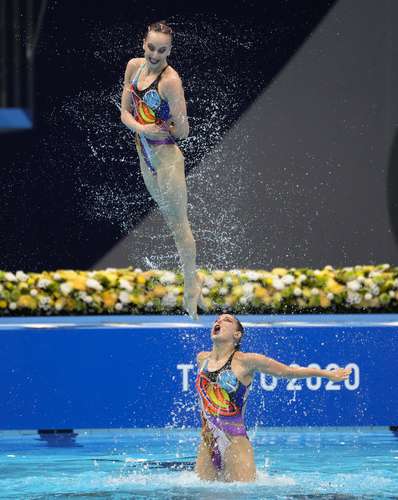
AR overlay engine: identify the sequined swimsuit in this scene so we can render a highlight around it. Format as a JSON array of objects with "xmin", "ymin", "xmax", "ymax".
[
  {"xmin": 130, "ymin": 62, "xmax": 175, "ymax": 175},
  {"xmin": 195, "ymin": 351, "xmax": 251, "ymax": 470}
]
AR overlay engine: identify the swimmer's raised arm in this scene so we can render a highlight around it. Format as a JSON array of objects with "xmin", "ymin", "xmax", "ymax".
[
  {"xmin": 244, "ymin": 353, "xmax": 352, "ymax": 382},
  {"xmin": 162, "ymin": 75, "xmax": 189, "ymax": 139},
  {"xmin": 120, "ymin": 59, "xmax": 145, "ymax": 134}
]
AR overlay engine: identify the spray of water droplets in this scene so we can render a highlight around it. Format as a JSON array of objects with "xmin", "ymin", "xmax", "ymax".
[{"xmin": 51, "ymin": 14, "xmax": 269, "ymax": 270}]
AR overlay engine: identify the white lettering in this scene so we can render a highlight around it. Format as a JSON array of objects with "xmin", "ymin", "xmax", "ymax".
[{"xmin": 177, "ymin": 364, "xmax": 194, "ymax": 392}]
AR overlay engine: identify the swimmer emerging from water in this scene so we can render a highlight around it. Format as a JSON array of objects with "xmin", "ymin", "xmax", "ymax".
[
  {"xmin": 120, "ymin": 20, "xmax": 204, "ymax": 319},
  {"xmin": 195, "ymin": 313, "xmax": 352, "ymax": 482}
]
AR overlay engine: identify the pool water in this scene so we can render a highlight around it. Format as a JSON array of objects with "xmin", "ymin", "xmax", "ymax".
[{"xmin": 0, "ymin": 427, "xmax": 397, "ymax": 499}]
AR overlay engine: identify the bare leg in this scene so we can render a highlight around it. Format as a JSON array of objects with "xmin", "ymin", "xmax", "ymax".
[
  {"xmin": 195, "ymin": 441, "xmax": 218, "ymax": 481},
  {"xmin": 137, "ymin": 144, "xmax": 202, "ymax": 318},
  {"xmin": 222, "ymin": 436, "xmax": 256, "ymax": 483}
]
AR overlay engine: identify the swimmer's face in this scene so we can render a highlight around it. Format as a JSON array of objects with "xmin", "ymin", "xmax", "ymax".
[
  {"xmin": 211, "ymin": 314, "xmax": 242, "ymax": 347},
  {"xmin": 143, "ymin": 32, "xmax": 172, "ymax": 68}
]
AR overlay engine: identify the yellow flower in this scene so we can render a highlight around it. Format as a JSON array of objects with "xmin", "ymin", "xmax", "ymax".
[
  {"xmin": 272, "ymin": 268, "xmax": 288, "ymax": 276},
  {"xmin": 231, "ymin": 286, "xmax": 243, "ymax": 297},
  {"xmin": 70, "ymin": 276, "xmax": 87, "ymax": 291},
  {"xmin": 152, "ymin": 285, "xmax": 166, "ymax": 297},
  {"xmin": 136, "ymin": 275, "xmax": 147, "ymax": 285},
  {"xmin": 254, "ymin": 286, "xmax": 268, "ymax": 299},
  {"xmin": 131, "ymin": 294, "xmax": 145, "ymax": 305},
  {"xmin": 0, "ymin": 300, "xmax": 7, "ymax": 309},
  {"xmin": 326, "ymin": 278, "xmax": 345, "ymax": 294},
  {"xmin": 58, "ymin": 270, "xmax": 79, "ymax": 280},
  {"xmin": 17, "ymin": 295, "xmax": 37, "ymax": 309},
  {"xmin": 102, "ymin": 291, "xmax": 118, "ymax": 308},
  {"xmin": 319, "ymin": 292, "xmax": 331, "ymax": 308},
  {"xmin": 213, "ymin": 270, "xmax": 226, "ymax": 281}
]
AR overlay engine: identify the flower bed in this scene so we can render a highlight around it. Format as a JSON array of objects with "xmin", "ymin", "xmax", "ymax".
[{"xmin": 0, "ymin": 264, "xmax": 397, "ymax": 315}]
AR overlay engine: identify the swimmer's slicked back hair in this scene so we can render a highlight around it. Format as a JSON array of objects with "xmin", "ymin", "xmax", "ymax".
[{"xmin": 146, "ymin": 20, "xmax": 173, "ymax": 41}]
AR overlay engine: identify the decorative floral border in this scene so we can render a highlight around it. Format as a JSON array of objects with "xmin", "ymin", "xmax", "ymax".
[{"xmin": 0, "ymin": 264, "xmax": 397, "ymax": 315}]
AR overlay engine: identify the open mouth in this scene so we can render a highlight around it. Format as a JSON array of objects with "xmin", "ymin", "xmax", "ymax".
[
  {"xmin": 149, "ymin": 58, "xmax": 159, "ymax": 64},
  {"xmin": 213, "ymin": 324, "xmax": 221, "ymax": 334}
]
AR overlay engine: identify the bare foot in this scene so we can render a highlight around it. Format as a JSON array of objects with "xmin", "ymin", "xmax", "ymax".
[{"xmin": 184, "ymin": 274, "xmax": 206, "ymax": 320}]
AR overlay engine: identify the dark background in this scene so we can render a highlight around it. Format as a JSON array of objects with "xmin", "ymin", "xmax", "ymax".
[{"xmin": 1, "ymin": 0, "xmax": 397, "ymax": 272}]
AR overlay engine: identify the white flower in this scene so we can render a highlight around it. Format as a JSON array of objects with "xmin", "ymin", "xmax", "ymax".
[
  {"xmin": 272, "ymin": 277, "xmax": 285, "ymax": 290},
  {"xmin": 347, "ymin": 280, "xmax": 361, "ymax": 291},
  {"xmin": 82, "ymin": 295, "xmax": 93, "ymax": 304},
  {"xmin": 225, "ymin": 276, "xmax": 233, "ymax": 285},
  {"xmin": 78, "ymin": 291, "xmax": 87, "ymax": 300},
  {"xmin": 388, "ymin": 290, "xmax": 395, "ymax": 297},
  {"xmin": 346, "ymin": 291, "xmax": 361, "ymax": 304},
  {"xmin": 146, "ymin": 301, "xmax": 154, "ymax": 309},
  {"xmin": 171, "ymin": 286, "xmax": 180, "ymax": 296},
  {"xmin": 55, "ymin": 302, "xmax": 63, "ymax": 311},
  {"xmin": 202, "ymin": 287, "xmax": 209, "ymax": 296},
  {"xmin": 30, "ymin": 289, "xmax": 38, "ymax": 297},
  {"xmin": 37, "ymin": 278, "xmax": 51, "ymax": 289},
  {"xmin": 314, "ymin": 270, "xmax": 321, "ymax": 275},
  {"xmin": 115, "ymin": 302, "xmax": 123, "ymax": 311},
  {"xmin": 219, "ymin": 287, "xmax": 228, "ymax": 296},
  {"xmin": 370, "ymin": 285, "xmax": 380, "ymax": 296},
  {"xmin": 39, "ymin": 297, "xmax": 50, "ymax": 306},
  {"xmin": 118, "ymin": 291, "xmax": 130, "ymax": 304},
  {"xmin": 311, "ymin": 288, "xmax": 319, "ymax": 295},
  {"xmin": 242, "ymin": 283, "xmax": 254, "ymax": 297},
  {"xmin": 134, "ymin": 268, "xmax": 143, "ymax": 273},
  {"xmin": 293, "ymin": 287, "xmax": 302, "ymax": 296},
  {"xmin": 327, "ymin": 292, "xmax": 334, "ymax": 300},
  {"xmin": 159, "ymin": 271, "xmax": 176, "ymax": 285},
  {"xmin": 246, "ymin": 271, "xmax": 260, "ymax": 281},
  {"xmin": 369, "ymin": 270, "xmax": 381, "ymax": 278},
  {"xmin": 239, "ymin": 296, "xmax": 248, "ymax": 305},
  {"xmin": 161, "ymin": 293, "xmax": 177, "ymax": 307},
  {"xmin": 4, "ymin": 272, "xmax": 17, "ymax": 282},
  {"xmin": 53, "ymin": 273, "xmax": 61, "ymax": 280},
  {"xmin": 86, "ymin": 278, "xmax": 103, "ymax": 291},
  {"xmin": 230, "ymin": 269, "xmax": 241, "ymax": 276},
  {"xmin": 9, "ymin": 302, "xmax": 17, "ymax": 310},
  {"xmin": 105, "ymin": 267, "xmax": 117, "ymax": 272},
  {"xmin": 394, "ymin": 278, "xmax": 398, "ymax": 289},
  {"xmin": 16, "ymin": 271, "xmax": 28, "ymax": 282},
  {"xmin": 0, "ymin": 284, "xmax": 3, "ymax": 291},
  {"xmin": 119, "ymin": 279, "xmax": 133, "ymax": 292},
  {"xmin": 60, "ymin": 283, "xmax": 72, "ymax": 295},
  {"xmin": 364, "ymin": 292, "xmax": 372, "ymax": 301},
  {"xmin": 204, "ymin": 276, "xmax": 216, "ymax": 288},
  {"xmin": 297, "ymin": 274, "xmax": 307, "ymax": 283},
  {"xmin": 281, "ymin": 274, "xmax": 295, "ymax": 285}
]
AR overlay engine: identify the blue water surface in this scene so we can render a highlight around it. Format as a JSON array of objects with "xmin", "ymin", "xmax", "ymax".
[{"xmin": 0, "ymin": 427, "xmax": 397, "ymax": 499}]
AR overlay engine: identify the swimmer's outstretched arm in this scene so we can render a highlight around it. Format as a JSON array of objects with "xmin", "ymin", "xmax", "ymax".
[{"xmin": 244, "ymin": 353, "xmax": 352, "ymax": 382}]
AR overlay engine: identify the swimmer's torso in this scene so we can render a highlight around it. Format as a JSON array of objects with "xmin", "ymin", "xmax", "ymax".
[
  {"xmin": 196, "ymin": 351, "xmax": 251, "ymax": 422},
  {"xmin": 130, "ymin": 60, "xmax": 172, "ymax": 125}
]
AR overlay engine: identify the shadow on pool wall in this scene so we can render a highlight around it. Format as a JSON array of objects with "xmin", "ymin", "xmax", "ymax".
[{"xmin": 96, "ymin": 0, "xmax": 398, "ymax": 271}]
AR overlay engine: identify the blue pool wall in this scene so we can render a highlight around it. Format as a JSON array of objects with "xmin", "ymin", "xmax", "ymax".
[{"xmin": 0, "ymin": 314, "xmax": 397, "ymax": 430}]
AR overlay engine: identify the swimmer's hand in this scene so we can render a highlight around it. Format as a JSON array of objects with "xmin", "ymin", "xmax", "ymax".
[
  {"xmin": 326, "ymin": 367, "xmax": 352, "ymax": 382},
  {"xmin": 140, "ymin": 123, "xmax": 170, "ymax": 140}
]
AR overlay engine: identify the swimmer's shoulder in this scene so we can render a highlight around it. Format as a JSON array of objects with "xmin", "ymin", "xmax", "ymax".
[
  {"xmin": 233, "ymin": 351, "xmax": 263, "ymax": 369},
  {"xmin": 196, "ymin": 351, "xmax": 210, "ymax": 365},
  {"xmin": 124, "ymin": 57, "xmax": 145, "ymax": 81}
]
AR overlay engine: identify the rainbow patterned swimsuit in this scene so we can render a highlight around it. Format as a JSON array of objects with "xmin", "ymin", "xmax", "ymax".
[
  {"xmin": 195, "ymin": 351, "xmax": 251, "ymax": 470},
  {"xmin": 130, "ymin": 62, "xmax": 174, "ymax": 175}
]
